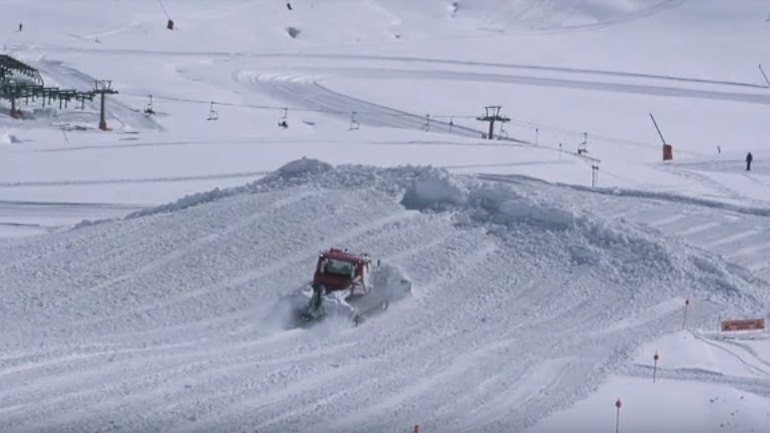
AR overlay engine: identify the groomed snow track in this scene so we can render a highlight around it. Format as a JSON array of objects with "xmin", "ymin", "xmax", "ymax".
[{"xmin": 0, "ymin": 160, "xmax": 766, "ymax": 433}]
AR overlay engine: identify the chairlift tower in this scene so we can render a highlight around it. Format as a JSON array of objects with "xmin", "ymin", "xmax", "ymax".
[
  {"xmin": 94, "ymin": 80, "xmax": 118, "ymax": 131},
  {"xmin": 476, "ymin": 105, "xmax": 509, "ymax": 140}
]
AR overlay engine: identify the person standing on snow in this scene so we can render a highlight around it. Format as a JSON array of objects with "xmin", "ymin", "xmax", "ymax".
[{"xmin": 746, "ymin": 152, "xmax": 753, "ymax": 171}]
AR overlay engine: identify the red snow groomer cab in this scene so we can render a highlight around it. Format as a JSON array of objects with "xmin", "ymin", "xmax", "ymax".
[
  {"xmin": 303, "ymin": 248, "xmax": 372, "ymax": 321},
  {"xmin": 313, "ymin": 248, "xmax": 371, "ymax": 293}
]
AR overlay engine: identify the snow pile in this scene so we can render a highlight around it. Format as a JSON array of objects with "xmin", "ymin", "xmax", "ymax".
[
  {"xmin": 401, "ymin": 168, "xmax": 469, "ymax": 210},
  {"xmin": 123, "ymin": 160, "xmax": 765, "ymax": 306},
  {"xmin": 465, "ymin": 182, "xmax": 577, "ymax": 231},
  {"xmin": 128, "ymin": 159, "xmax": 334, "ymax": 217},
  {"xmin": 393, "ymin": 163, "xmax": 764, "ymax": 307},
  {"xmin": 127, "ymin": 187, "xmax": 231, "ymax": 218},
  {"xmin": 2, "ymin": 160, "xmax": 769, "ymax": 433},
  {"xmin": 127, "ymin": 159, "xmax": 765, "ymax": 314},
  {"xmin": 262, "ymin": 157, "xmax": 335, "ymax": 184},
  {"xmin": 128, "ymin": 158, "xmax": 427, "ymax": 218}
]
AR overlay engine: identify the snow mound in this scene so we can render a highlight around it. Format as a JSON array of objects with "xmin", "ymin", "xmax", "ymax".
[
  {"xmin": 128, "ymin": 158, "xmax": 428, "ymax": 218},
  {"xmin": 393, "ymin": 167, "xmax": 762, "ymax": 304},
  {"xmin": 263, "ymin": 157, "xmax": 335, "ymax": 183},
  {"xmin": 401, "ymin": 168, "xmax": 469, "ymax": 210},
  {"xmin": 122, "ymin": 158, "xmax": 763, "ymax": 310},
  {"xmin": 127, "ymin": 187, "xmax": 231, "ymax": 218},
  {"xmin": 2, "ymin": 159, "xmax": 769, "ymax": 433}
]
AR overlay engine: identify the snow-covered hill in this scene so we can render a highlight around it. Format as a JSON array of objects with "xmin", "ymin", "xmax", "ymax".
[
  {"xmin": 0, "ymin": 159, "xmax": 767, "ymax": 433},
  {"xmin": 2, "ymin": 0, "xmax": 770, "ymax": 432}
]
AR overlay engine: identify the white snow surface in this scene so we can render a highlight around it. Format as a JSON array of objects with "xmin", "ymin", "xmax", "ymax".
[
  {"xmin": 0, "ymin": 159, "xmax": 768, "ymax": 433},
  {"xmin": 1, "ymin": 0, "xmax": 770, "ymax": 432}
]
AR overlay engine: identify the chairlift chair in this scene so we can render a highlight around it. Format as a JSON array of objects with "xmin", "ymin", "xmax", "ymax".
[
  {"xmin": 207, "ymin": 102, "xmax": 219, "ymax": 121},
  {"xmin": 278, "ymin": 108, "xmax": 289, "ymax": 128},
  {"xmin": 143, "ymin": 95, "xmax": 155, "ymax": 116},
  {"xmin": 348, "ymin": 111, "xmax": 360, "ymax": 130},
  {"xmin": 497, "ymin": 122, "xmax": 509, "ymax": 139}
]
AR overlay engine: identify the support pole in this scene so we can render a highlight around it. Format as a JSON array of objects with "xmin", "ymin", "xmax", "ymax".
[
  {"xmin": 94, "ymin": 80, "xmax": 118, "ymax": 131},
  {"xmin": 578, "ymin": 132, "xmax": 588, "ymax": 154},
  {"xmin": 476, "ymin": 105, "xmax": 509, "ymax": 140},
  {"xmin": 10, "ymin": 94, "xmax": 18, "ymax": 118},
  {"xmin": 99, "ymin": 92, "xmax": 106, "ymax": 129},
  {"xmin": 682, "ymin": 298, "xmax": 690, "ymax": 330}
]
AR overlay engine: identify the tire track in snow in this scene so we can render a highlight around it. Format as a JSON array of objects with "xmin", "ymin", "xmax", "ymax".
[
  {"xmin": 158, "ymin": 231, "xmax": 490, "ymax": 432},
  {"xmin": 209, "ymin": 236, "xmax": 503, "ymax": 433},
  {"xmin": 716, "ymin": 337, "xmax": 770, "ymax": 371},
  {"xmin": 623, "ymin": 364, "xmax": 770, "ymax": 397},
  {"xmin": 655, "ymin": 164, "xmax": 769, "ymax": 207},
  {"xmin": 83, "ymin": 190, "xmax": 320, "ymax": 294},
  {"xmin": 74, "ymin": 200, "xmax": 418, "ymax": 333}
]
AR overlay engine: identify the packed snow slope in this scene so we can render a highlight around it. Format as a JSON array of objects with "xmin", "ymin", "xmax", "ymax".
[{"xmin": 0, "ymin": 159, "xmax": 768, "ymax": 433}]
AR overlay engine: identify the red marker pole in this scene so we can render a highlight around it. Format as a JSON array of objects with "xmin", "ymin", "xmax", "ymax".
[
  {"xmin": 682, "ymin": 298, "xmax": 690, "ymax": 330},
  {"xmin": 615, "ymin": 398, "xmax": 622, "ymax": 433},
  {"xmin": 653, "ymin": 351, "xmax": 659, "ymax": 383}
]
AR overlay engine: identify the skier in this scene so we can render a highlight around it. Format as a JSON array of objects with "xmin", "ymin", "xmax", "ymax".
[
  {"xmin": 18, "ymin": 23, "xmax": 22, "ymax": 32},
  {"xmin": 286, "ymin": 2, "xmax": 293, "ymax": 10},
  {"xmin": 746, "ymin": 152, "xmax": 753, "ymax": 171}
]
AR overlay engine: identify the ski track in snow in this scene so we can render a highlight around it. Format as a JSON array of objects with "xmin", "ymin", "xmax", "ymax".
[
  {"xmin": 622, "ymin": 363, "xmax": 770, "ymax": 397},
  {"xmin": 691, "ymin": 333, "xmax": 770, "ymax": 378}
]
